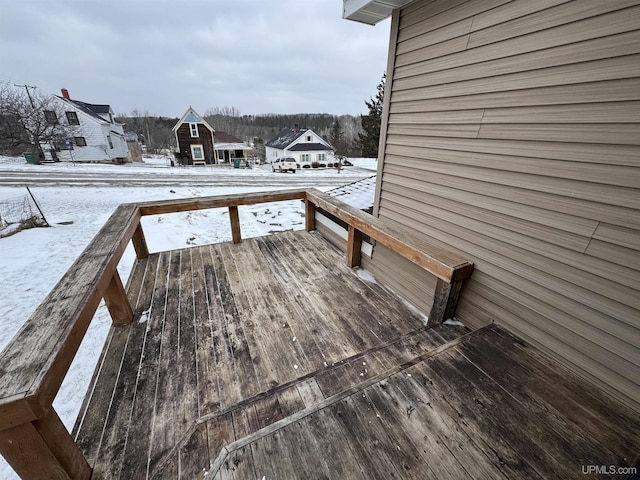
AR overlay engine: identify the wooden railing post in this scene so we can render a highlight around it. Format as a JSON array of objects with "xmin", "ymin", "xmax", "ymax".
[
  {"xmin": 305, "ymin": 199, "xmax": 316, "ymax": 231},
  {"xmin": 0, "ymin": 407, "xmax": 91, "ymax": 480},
  {"xmin": 229, "ymin": 206, "xmax": 242, "ymax": 244},
  {"xmin": 104, "ymin": 270, "xmax": 134, "ymax": 326},
  {"xmin": 347, "ymin": 225, "xmax": 363, "ymax": 268},
  {"xmin": 429, "ymin": 278, "xmax": 464, "ymax": 324},
  {"xmin": 132, "ymin": 222, "xmax": 149, "ymax": 259}
]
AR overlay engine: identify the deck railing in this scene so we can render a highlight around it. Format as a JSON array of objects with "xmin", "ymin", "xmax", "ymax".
[{"xmin": 0, "ymin": 188, "xmax": 473, "ymax": 479}]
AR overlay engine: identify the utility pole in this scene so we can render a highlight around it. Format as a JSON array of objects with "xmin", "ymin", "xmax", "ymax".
[
  {"xmin": 14, "ymin": 84, "xmax": 36, "ymax": 108},
  {"xmin": 146, "ymin": 121, "xmax": 152, "ymax": 154},
  {"xmin": 14, "ymin": 84, "xmax": 41, "ymax": 164}
]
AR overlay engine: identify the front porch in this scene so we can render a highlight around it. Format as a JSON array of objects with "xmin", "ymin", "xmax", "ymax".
[{"xmin": 0, "ymin": 190, "xmax": 637, "ymax": 479}]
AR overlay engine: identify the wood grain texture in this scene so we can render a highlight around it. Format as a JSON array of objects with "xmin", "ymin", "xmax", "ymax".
[
  {"xmin": 103, "ymin": 270, "xmax": 134, "ymax": 326},
  {"xmin": 346, "ymin": 225, "xmax": 363, "ymax": 267},
  {"xmin": 228, "ymin": 206, "xmax": 241, "ymax": 244},
  {"xmin": 132, "ymin": 222, "xmax": 149, "ymax": 259}
]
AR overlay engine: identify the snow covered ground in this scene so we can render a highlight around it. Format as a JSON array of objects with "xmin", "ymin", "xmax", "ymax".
[{"xmin": 0, "ymin": 155, "xmax": 377, "ymax": 478}]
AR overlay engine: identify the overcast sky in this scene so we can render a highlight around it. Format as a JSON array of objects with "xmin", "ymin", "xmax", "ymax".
[{"xmin": 0, "ymin": 0, "xmax": 390, "ymax": 118}]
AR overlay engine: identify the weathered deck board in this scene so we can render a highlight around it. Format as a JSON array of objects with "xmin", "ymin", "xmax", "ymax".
[
  {"xmin": 118, "ymin": 251, "xmax": 172, "ymax": 480},
  {"xmin": 192, "ymin": 246, "xmax": 222, "ymax": 414},
  {"xmin": 77, "ymin": 254, "xmax": 160, "ymax": 479},
  {"xmin": 208, "ymin": 324, "xmax": 638, "ymax": 479},
  {"xmin": 175, "ymin": 250, "xmax": 199, "ymax": 447},
  {"xmin": 216, "ymin": 242, "xmax": 278, "ymax": 391},
  {"xmin": 76, "ymin": 231, "xmax": 638, "ymax": 479},
  {"xmin": 473, "ymin": 328, "xmax": 640, "ymax": 462},
  {"xmin": 292, "ymin": 232, "xmax": 418, "ymax": 339},
  {"xmin": 330, "ymin": 396, "xmax": 406, "ymax": 480},
  {"xmin": 148, "ymin": 251, "xmax": 181, "ymax": 473},
  {"xmin": 200, "ymin": 244, "xmax": 239, "ymax": 409},
  {"xmin": 265, "ymin": 234, "xmax": 367, "ymax": 359},
  {"xmin": 213, "ymin": 243, "xmax": 264, "ymax": 401},
  {"xmin": 370, "ymin": 375, "xmax": 507, "ymax": 480}
]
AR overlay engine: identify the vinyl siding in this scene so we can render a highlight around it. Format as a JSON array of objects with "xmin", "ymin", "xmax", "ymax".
[{"xmin": 372, "ymin": 0, "xmax": 640, "ymax": 411}]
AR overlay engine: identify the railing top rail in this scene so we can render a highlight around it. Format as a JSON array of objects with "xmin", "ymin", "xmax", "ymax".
[
  {"xmin": 135, "ymin": 189, "xmax": 307, "ymax": 216},
  {"xmin": 305, "ymin": 189, "xmax": 473, "ymax": 283}
]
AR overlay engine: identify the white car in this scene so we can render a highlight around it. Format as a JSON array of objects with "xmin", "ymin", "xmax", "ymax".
[{"xmin": 272, "ymin": 157, "xmax": 298, "ymax": 173}]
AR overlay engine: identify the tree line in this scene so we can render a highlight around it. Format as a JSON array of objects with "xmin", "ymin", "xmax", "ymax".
[{"xmin": 116, "ymin": 110, "xmax": 365, "ymax": 157}]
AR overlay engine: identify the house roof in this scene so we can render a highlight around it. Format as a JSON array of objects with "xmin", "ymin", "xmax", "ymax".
[
  {"xmin": 265, "ymin": 127, "xmax": 306, "ymax": 149},
  {"xmin": 215, "ymin": 131, "xmax": 244, "ymax": 143},
  {"xmin": 73, "ymin": 101, "xmax": 111, "ymax": 115},
  {"xmin": 265, "ymin": 127, "xmax": 333, "ymax": 151},
  {"xmin": 343, "ymin": 0, "xmax": 415, "ymax": 25},
  {"xmin": 287, "ymin": 142, "xmax": 333, "ymax": 152},
  {"xmin": 215, "ymin": 143, "xmax": 253, "ymax": 151},
  {"xmin": 55, "ymin": 96, "xmax": 113, "ymax": 124},
  {"xmin": 325, "ymin": 175, "xmax": 376, "ymax": 212},
  {"xmin": 172, "ymin": 107, "xmax": 215, "ymax": 133},
  {"xmin": 214, "ymin": 130, "xmax": 252, "ymax": 151}
]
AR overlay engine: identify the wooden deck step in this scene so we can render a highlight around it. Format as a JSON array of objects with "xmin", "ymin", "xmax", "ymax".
[
  {"xmin": 149, "ymin": 322, "xmax": 468, "ymax": 478},
  {"xmin": 206, "ymin": 325, "xmax": 640, "ymax": 480}
]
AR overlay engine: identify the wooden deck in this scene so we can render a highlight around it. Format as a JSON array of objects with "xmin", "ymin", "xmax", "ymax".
[{"xmin": 73, "ymin": 230, "xmax": 639, "ymax": 479}]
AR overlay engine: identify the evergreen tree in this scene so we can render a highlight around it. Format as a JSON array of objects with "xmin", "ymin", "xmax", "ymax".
[
  {"xmin": 329, "ymin": 119, "xmax": 346, "ymax": 171},
  {"xmin": 357, "ymin": 73, "xmax": 385, "ymax": 158},
  {"xmin": 329, "ymin": 119, "xmax": 344, "ymax": 153}
]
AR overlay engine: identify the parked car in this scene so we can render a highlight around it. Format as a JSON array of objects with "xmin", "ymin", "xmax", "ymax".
[{"xmin": 272, "ymin": 157, "xmax": 298, "ymax": 173}]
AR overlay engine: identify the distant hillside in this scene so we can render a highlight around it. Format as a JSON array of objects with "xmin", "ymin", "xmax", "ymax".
[{"xmin": 116, "ymin": 111, "xmax": 362, "ymax": 156}]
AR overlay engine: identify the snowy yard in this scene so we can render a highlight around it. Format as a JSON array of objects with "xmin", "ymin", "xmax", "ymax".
[{"xmin": 0, "ymin": 156, "xmax": 376, "ymax": 478}]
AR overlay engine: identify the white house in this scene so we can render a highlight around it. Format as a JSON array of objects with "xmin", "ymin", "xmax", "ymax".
[
  {"xmin": 265, "ymin": 125, "xmax": 334, "ymax": 167},
  {"xmin": 43, "ymin": 89, "xmax": 128, "ymax": 163}
]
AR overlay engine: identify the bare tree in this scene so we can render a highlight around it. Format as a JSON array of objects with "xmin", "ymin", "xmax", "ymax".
[
  {"xmin": 0, "ymin": 83, "xmax": 31, "ymax": 154},
  {"xmin": 0, "ymin": 82, "xmax": 77, "ymax": 163}
]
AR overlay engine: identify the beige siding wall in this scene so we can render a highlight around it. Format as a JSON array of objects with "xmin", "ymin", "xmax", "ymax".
[{"xmin": 373, "ymin": 0, "xmax": 640, "ymax": 411}]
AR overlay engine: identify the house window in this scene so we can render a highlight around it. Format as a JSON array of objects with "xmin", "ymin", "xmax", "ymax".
[
  {"xmin": 317, "ymin": 153, "xmax": 326, "ymax": 162},
  {"xmin": 191, "ymin": 144, "xmax": 205, "ymax": 160},
  {"xmin": 306, "ymin": 135, "xmax": 312, "ymax": 142},
  {"xmin": 65, "ymin": 111, "xmax": 80, "ymax": 125},
  {"xmin": 189, "ymin": 123, "xmax": 199, "ymax": 138},
  {"xmin": 44, "ymin": 110, "xmax": 59, "ymax": 125},
  {"xmin": 75, "ymin": 137, "xmax": 87, "ymax": 146},
  {"xmin": 301, "ymin": 154, "xmax": 310, "ymax": 162},
  {"xmin": 107, "ymin": 135, "xmax": 113, "ymax": 149}
]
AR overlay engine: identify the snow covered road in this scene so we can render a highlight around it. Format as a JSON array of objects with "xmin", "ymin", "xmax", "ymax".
[{"xmin": 0, "ymin": 158, "xmax": 375, "ymax": 187}]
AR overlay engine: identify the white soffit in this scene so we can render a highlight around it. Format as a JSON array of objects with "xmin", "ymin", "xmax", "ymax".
[{"xmin": 343, "ymin": 0, "xmax": 415, "ymax": 25}]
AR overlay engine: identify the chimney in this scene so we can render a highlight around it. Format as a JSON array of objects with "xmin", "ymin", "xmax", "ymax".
[
  {"xmin": 61, "ymin": 88, "xmax": 70, "ymax": 99},
  {"xmin": 293, "ymin": 123, "xmax": 299, "ymax": 132}
]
